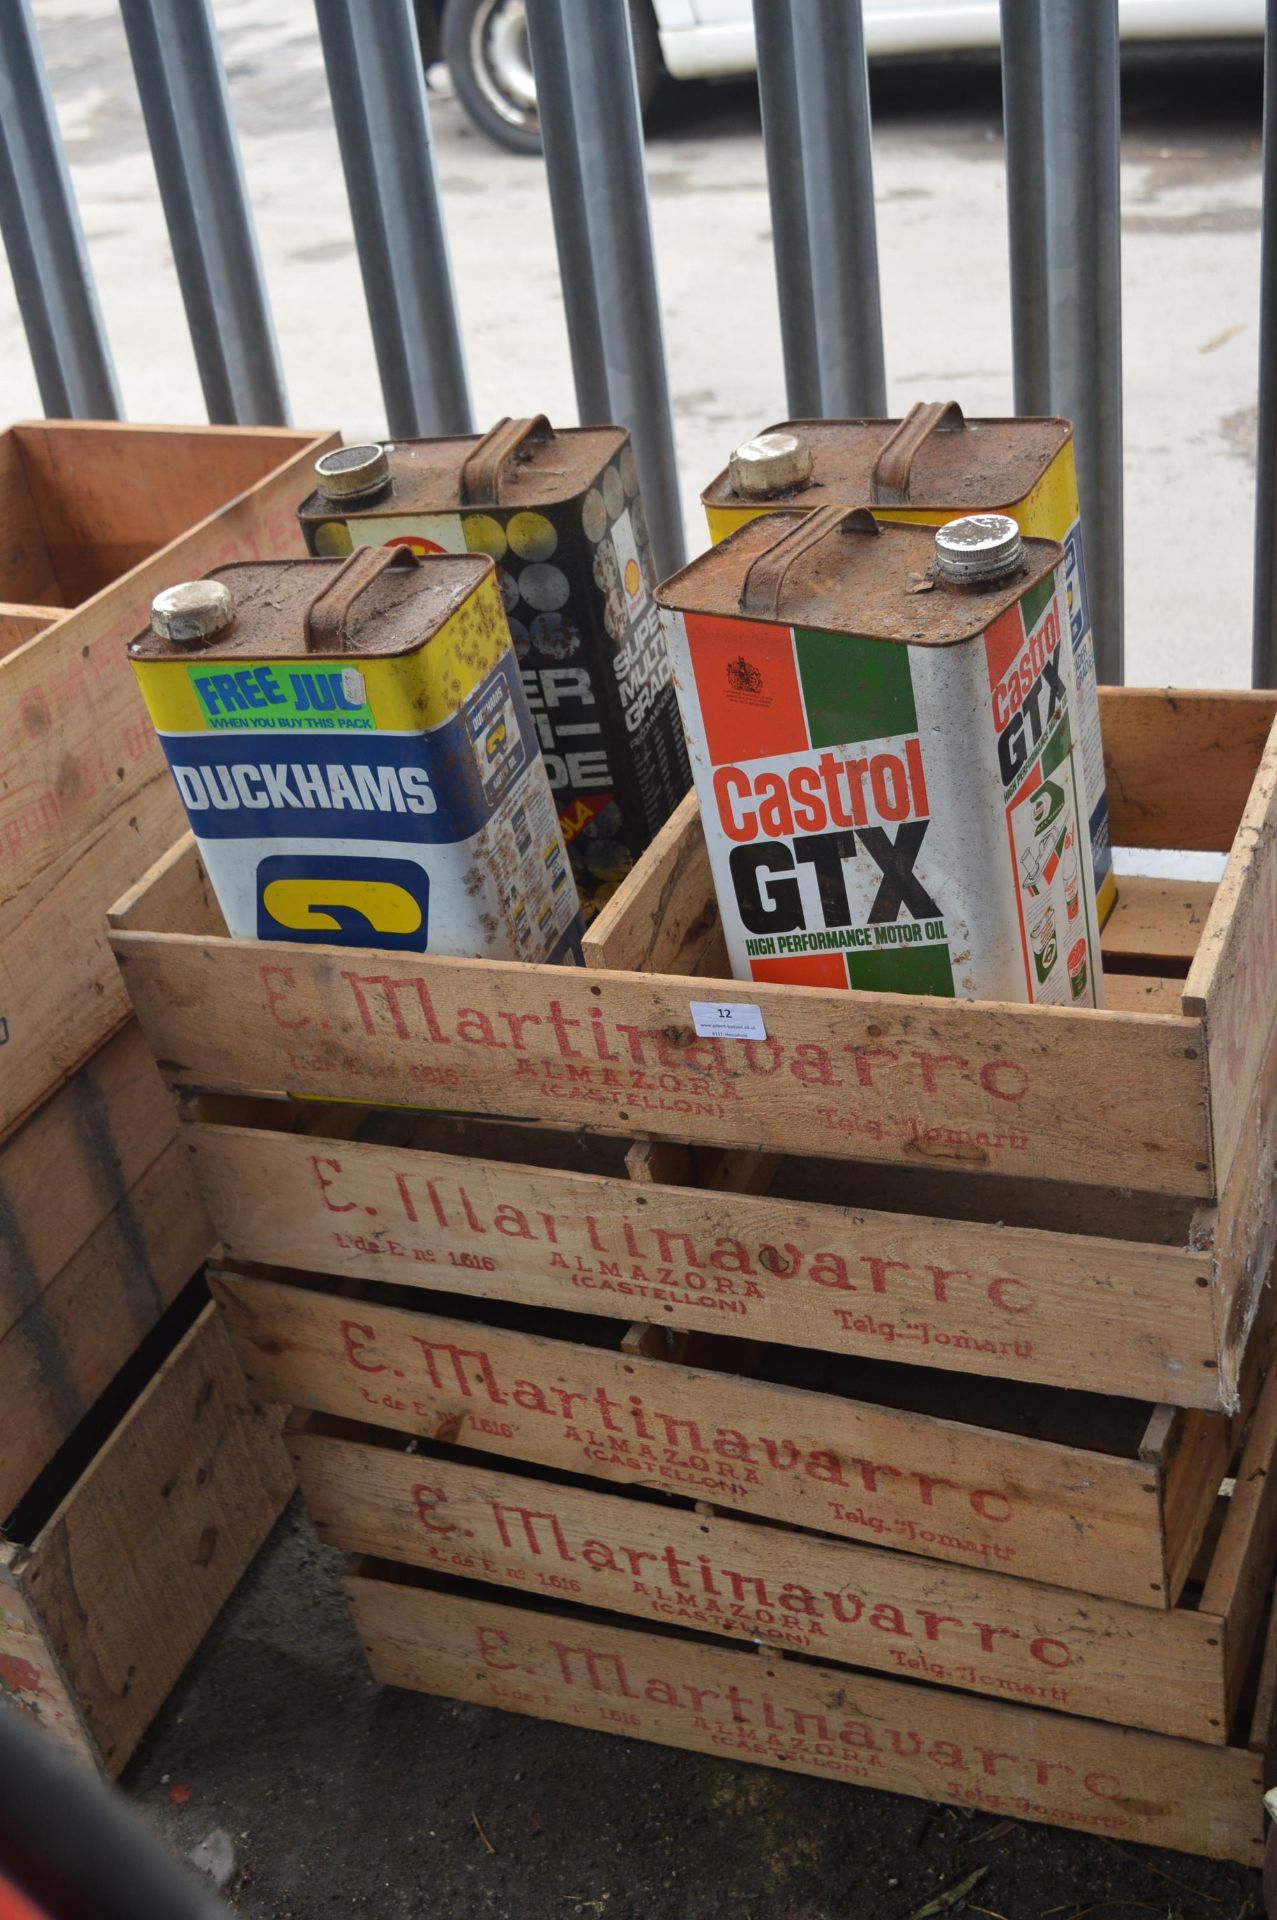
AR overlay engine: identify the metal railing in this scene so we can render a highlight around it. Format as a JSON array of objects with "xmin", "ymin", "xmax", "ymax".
[{"xmin": 0, "ymin": 0, "xmax": 1269, "ymax": 684}]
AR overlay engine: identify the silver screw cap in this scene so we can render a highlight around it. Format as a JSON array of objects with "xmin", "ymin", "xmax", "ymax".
[
  {"xmin": 728, "ymin": 431, "xmax": 813, "ymax": 499},
  {"xmin": 314, "ymin": 443, "xmax": 391, "ymax": 500},
  {"xmin": 149, "ymin": 579, "xmax": 234, "ymax": 649},
  {"xmin": 934, "ymin": 513, "xmax": 1025, "ymax": 585}
]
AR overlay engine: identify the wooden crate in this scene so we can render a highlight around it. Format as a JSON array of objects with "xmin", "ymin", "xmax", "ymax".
[
  {"xmin": 0, "ymin": 1023, "xmax": 213, "ymax": 1515},
  {"xmin": 0, "ymin": 419, "xmax": 337, "ymax": 1140},
  {"xmin": 211, "ymin": 1256, "xmax": 1234, "ymax": 1609},
  {"xmin": 106, "ymin": 689, "xmax": 1277, "ymax": 1413},
  {"xmin": 290, "ymin": 1346, "xmax": 1277, "ymax": 1745},
  {"xmin": 345, "ymin": 1557, "xmax": 1277, "ymax": 1869},
  {"xmin": 0, "ymin": 1298, "xmax": 292, "ymax": 1775}
]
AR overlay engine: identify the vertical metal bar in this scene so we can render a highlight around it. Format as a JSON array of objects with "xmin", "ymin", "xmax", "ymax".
[
  {"xmin": 788, "ymin": 0, "xmax": 886, "ymax": 417},
  {"xmin": 314, "ymin": 0, "xmax": 472, "ymax": 438},
  {"xmin": 119, "ymin": 0, "xmax": 287, "ymax": 426},
  {"xmin": 525, "ymin": 0, "xmax": 684, "ymax": 576},
  {"xmin": 752, "ymin": 0, "xmax": 821, "ymax": 418},
  {"xmin": 1254, "ymin": 0, "xmax": 1277, "ymax": 685},
  {"xmin": 1001, "ymin": 0, "xmax": 1123, "ymax": 682},
  {"xmin": 0, "ymin": 0, "xmax": 121, "ymax": 417},
  {"xmin": 999, "ymin": 0, "xmax": 1051, "ymax": 414}
]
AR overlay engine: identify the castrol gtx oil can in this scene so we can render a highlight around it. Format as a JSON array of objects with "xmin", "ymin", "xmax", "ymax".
[
  {"xmin": 656, "ymin": 505, "xmax": 1103, "ymax": 1005},
  {"xmin": 700, "ymin": 403, "xmax": 1115, "ymax": 928}
]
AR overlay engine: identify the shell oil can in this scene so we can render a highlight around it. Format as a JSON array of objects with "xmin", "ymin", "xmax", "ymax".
[
  {"xmin": 296, "ymin": 417, "xmax": 691, "ymax": 920},
  {"xmin": 656, "ymin": 506, "xmax": 1104, "ymax": 1007},
  {"xmin": 700, "ymin": 403, "xmax": 1116, "ymax": 928},
  {"xmin": 128, "ymin": 546, "xmax": 582, "ymax": 964}
]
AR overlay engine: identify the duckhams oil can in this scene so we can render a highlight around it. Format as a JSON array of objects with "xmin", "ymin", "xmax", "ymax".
[
  {"xmin": 700, "ymin": 404, "xmax": 1116, "ymax": 929},
  {"xmin": 656, "ymin": 507, "xmax": 1103, "ymax": 1006},
  {"xmin": 129, "ymin": 548, "xmax": 582, "ymax": 965},
  {"xmin": 296, "ymin": 418, "xmax": 690, "ymax": 920}
]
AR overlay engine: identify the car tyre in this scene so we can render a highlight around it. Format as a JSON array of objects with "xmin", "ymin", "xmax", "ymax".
[{"xmin": 442, "ymin": 0, "xmax": 662, "ymax": 157}]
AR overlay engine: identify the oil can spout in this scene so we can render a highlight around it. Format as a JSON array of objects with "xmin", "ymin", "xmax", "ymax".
[
  {"xmin": 314, "ymin": 443, "xmax": 391, "ymax": 502},
  {"xmin": 149, "ymin": 579, "xmax": 234, "ymax": 649},
  {"xmin": 728, "ymin": 430, "xmax": 813, "ymax": 499},
  {"xmin": 933, "ymin": 513, "xmax": 1024, "ymax": 586}
]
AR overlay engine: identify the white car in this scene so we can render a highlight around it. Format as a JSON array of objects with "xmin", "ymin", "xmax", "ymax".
[{"xmin": 417, "ymin": 0, "xmax": 1265, "ymax": 154}]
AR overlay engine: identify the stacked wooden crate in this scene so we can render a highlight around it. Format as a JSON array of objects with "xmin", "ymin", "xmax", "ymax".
[
  {"xmin": 0, "ymin": 421, "xmax": 336, "ymax": 1771},
  {"xmin": 107, "ymin": 686, "xmax": 1277, "ymax": 1862}
]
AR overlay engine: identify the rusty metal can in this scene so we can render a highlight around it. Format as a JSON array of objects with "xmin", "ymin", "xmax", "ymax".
[
  {"xmin": 655, "ymin": 506, "xmax": 1104, "ymax": 1006},
  {"xmin": 701, "ymin": 403, "xmax": 1116, "ymax": 929},
  {"xmin": 129, "ymin": 548, "xmax": 582, "ymax": 964},
  {"xmin": 297, "ymin": 417, "xmax": 691, "ymax": 920}
]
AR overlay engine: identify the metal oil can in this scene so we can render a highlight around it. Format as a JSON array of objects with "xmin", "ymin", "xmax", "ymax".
[
  {"xmin": 700, "ymin": 403, "xmax": 1116, "ymax": 928},
  {"xmin": 296, "ymin": 417, "xmax": 691, "ymax": 920},
  {"xmin": 128, "ymin": 546, "xmax": 582, "ymax": 964},
  {"xmin": 656, "ymin": 506, "xmax": 1104, "ymax": 1007}
]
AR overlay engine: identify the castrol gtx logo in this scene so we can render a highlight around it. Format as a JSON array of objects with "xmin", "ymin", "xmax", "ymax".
[
  {"xmin": 714, "ymin": 741, "xmax": 937, "ymax": 935},
  {"xmin": 989, "ymin": 595, "xmax": 1066, "ymax": 790},
  {"xmin": 676, "ymin": 610, "xmax": 943, "ymax": 944}
]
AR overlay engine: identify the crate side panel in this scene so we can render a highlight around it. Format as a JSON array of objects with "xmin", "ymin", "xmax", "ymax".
[
  {"xmin": 0, "ymin": 776, "xmax": 183, "ymax": 1139},
  {"xmin": 1099, "ymin": 688, "xmax": 1277, "ymax": 853},
  {"xmin": 0, "ymin": 1550, "xmax": 96, "ymax": 1766},
  {"xmin": 0, "ymin": 429, "xmax": 336, "ymax": 909},
  {"xmin": 113, "ymin": 934, "xmax": 1213, "ymax": 1196},
  {"xmin": 0, "ymin": 1024, "xmax": 181, "ymax": 1343},
  {"xmin": 190, "ymin": 1122, "xmax": 1221, "ymax": 1408},
  {"xmin": 0, "ymin": 1138, "xmax": 212, "ymax": 1515},
  {"xmin": 22, "ymin": 1305, "xmax": 292, "ymax": 1776},
  {"xmin": 292, "ymin": 1424, "xmax": 1226, "ymax": 1741},
  {"xmin": 345, "ymin": 1573, "xmax": 1265, "ymax": 1867},
  {"xmin": 215, "ymin": 1272, "xmax": 1169, "ymax": 1604}
]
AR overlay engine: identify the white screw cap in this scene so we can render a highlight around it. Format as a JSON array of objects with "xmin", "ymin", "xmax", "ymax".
[
  {"xmin": 728, "ymin": 431, "xmax": 813, "ymax": 499},
  {"xmin": 149, "ymin": 580, "xmax": 234, "ymax": 649},
  {"xmin": 314, "ymin": 443, "xmax": 390, "ymax": 499},
  {"xmin": 934, "ymin": 513, "xmax": 1025, "ymax": 585}
]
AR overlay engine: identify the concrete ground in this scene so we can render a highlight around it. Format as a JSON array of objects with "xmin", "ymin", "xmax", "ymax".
[
  {"xmin": 5, "ymin": 8, "xmax": 1272, "ymax": 1915},
  {"xmin": 3, "ymin": 2, "xmax": 1268, "ymax": 687}
]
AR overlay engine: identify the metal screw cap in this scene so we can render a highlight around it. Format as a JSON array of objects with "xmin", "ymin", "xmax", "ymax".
[
  {"xmin": 728, "ymin": 431, "xmax": 813, "ymax": 499},
  {"xmin": 149, "ymin": 579, "xmax": 234, "ymax": 649},
  {"xmin": 934, "ymin": 513, "xmax": 1025, "ymax": 585},
  {"xmin": 314, "ymin": 443, "xmax": 391, "ymax": 500}
]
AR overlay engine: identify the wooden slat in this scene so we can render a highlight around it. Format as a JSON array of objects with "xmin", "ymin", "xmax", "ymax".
[
  {"xmin": 1199, "ymin": 1001, "xmax": 1277, "ymax": 1410},
  {"xmin": 111, "ymin": 921, "xmax": 1213, "ymax": 1196},
  {"xmin": 583, "ymin": 790, "xmax": 720, "ymax": 976},
  {"xmin": 0, "ymin": 425, "xmax": 336, "ymax": 910},
  {"xmin": 105, "ymin": 832, "xmax": 224, "ymax": 939},
  {"xmin": 1101, "ymin": 876, "xmax": 1216, "ymax": 971},
  {"xmin": 212, "ymin": 1269, "xmax": 1182, "ymax": 1604},
  {"xmin": 188, "ymin": 1120, "xmax": 1221, "ymax": 1407},
  {"xmin": 346, "ymin": 1571, "xmax": 1266, "ymax": 1867},
  {"xmin": 0, "ymin": 431, "xmax": 60, "ymax": 605},
  {"xmin": 0, "ymin": 771, "xmax": 182, "ymax": 1140},
  {"xmin": 0, "ymin": 1137, "xmax": 212, "ymax": 1514},
  {"xmin": 292, "ymin": 1420, "xmax": 1226, "ymax": 1741},
  {"xmin": 1104, "ymin": 972, "xmax": 1191, "ymax": 1016},
  {"xmin": 1202, "ymin": 1367, "xmax": 1277, "ymax": 1712},
  {"xmin": 1099, "ymin": 687, "xmax": 1277, "ymax": 852},
  {"xmin": 0, "ymin": 1024, "xmax": 180, "ymax": 1341},
  {"xmin": 0, "ymin": 608, "xmax": 55, "ymax": 661},
  {"xmin": 1184, "ymin": 710, "xmax": 1277, "ymax": 1194},
  {"xmin": 3, "ymin": 1304, "xmax": 292, "ymax": 1773}
]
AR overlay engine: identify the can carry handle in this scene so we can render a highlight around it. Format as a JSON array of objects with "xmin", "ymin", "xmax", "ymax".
[
  {"xmin": 460, "ymin": 415, "xmax": 554, "ymax": 506},
  {"xmin": 739, "ymin": 505, "xmax": 879, "ymax": 620},
  {"xmin": 302, "ymin": 545, "xmax": 419, "ymax": 653},
  {"xmin": 869, "ymin": 399, "xmax": 965, "ymax": 506}
]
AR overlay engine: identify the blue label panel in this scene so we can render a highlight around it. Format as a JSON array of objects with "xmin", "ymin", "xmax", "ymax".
[{"xmin": 161, "ymin": 727, "xmax": 488, "ymax": 844}]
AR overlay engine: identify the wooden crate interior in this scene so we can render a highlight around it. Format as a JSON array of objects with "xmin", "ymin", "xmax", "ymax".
[{"xmin": 0, "ymin": 423, "xmax": 318, "ymax": 609}]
